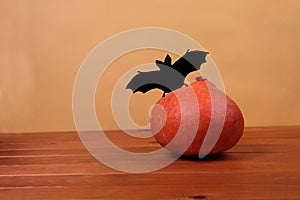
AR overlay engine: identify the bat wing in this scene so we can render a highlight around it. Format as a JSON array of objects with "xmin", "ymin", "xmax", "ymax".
[
  {"xmin": 172, "ymin": 50, "xmax": 209, "ymax": 77},
  {"xmin": 128, "ymin": 83, "xmax": 172, "ymax": 94},
  {"xmin": 126, "ymin": 66, "xmax": 185, "ymax": 94}
]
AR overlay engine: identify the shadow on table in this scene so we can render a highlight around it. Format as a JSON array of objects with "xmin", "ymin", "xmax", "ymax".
[{"xmin": 178, "ymin": 152, "xmax": 231, "ymax": 161}]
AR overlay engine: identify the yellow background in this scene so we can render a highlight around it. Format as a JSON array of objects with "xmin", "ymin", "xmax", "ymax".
[{"xmin": 0, "ymin": 0, "xmax": 299, "ymax": 132}]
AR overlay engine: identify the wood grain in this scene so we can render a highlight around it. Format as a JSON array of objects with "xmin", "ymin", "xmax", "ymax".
[{"xmin": 0, "ymin": 126, "xmax": 299, "ymax": 199}]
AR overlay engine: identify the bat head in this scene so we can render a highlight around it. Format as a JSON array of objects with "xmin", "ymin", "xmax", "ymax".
[{"xmin": 155, "ymin": 54, "xmax": 172, "ymax": 69}]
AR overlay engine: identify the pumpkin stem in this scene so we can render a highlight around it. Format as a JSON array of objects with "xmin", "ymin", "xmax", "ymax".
[{"xmin": 195, "ymin": 76, "xmax": 207, "ymax": 81}]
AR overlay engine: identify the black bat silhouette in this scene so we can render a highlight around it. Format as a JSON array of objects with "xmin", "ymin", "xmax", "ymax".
[{"xmin": 126, "ymin": 50, "xmax": 209, "ymax": 96}]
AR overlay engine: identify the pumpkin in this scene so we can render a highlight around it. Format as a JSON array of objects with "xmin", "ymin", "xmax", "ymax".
[{"xmin": 150, "ymin": 77, "xmax": 244, "ymax": 156}]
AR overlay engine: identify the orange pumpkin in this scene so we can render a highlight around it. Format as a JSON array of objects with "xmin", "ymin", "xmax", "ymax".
[{"xmin": 150, "ymin": 78, "xmax": 244, "ymax": 156}]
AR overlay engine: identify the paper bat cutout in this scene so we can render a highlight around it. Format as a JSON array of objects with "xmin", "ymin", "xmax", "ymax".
[{"xmin": 126, "ymin": 50, "xmax": 209, "ymax": 96}]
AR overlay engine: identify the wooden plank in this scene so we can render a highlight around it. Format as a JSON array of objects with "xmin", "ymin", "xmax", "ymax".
[
  {"xmin": 0, "ymin": 171, "xmax": 299, "ymax": 187},
  {"xmin": 0, "ymin": 126, "xmax": 299, "ymax": 199},
  {"xmin": 0, "ymin": 184, "xmax": 299, "ymax": 200}
]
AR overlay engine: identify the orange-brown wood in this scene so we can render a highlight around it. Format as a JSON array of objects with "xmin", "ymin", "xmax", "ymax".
[{"xmin": 0, "ymin": 126, "xmax": 299, "ymax": 199}]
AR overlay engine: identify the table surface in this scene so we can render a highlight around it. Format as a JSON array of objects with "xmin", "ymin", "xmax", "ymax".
[{"xmin": 0, "ymin": 126, "xmax": 299, "ymax": 200}]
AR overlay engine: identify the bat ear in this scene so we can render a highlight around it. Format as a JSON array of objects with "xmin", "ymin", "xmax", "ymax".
[
  {"xmin": 156, "ymin": 60, "xmax": 164, "ymax": 65},
  {"xmin": 156, "ymin": 60, "xmax": 165, "ymax": 69},
  {"xmin": 164, "ymin": 54, "xmax": 172, "ymax": 66}
]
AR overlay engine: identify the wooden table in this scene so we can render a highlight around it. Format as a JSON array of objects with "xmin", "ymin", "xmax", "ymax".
[{"xmin": 0, "ymin": 126, "xmax": 299, "ymax": 199}]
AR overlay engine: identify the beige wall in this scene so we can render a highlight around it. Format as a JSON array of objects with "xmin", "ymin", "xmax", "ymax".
[{"xmin": 0, "ymin": 0, "xmax": 299, "ymax": 132}]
